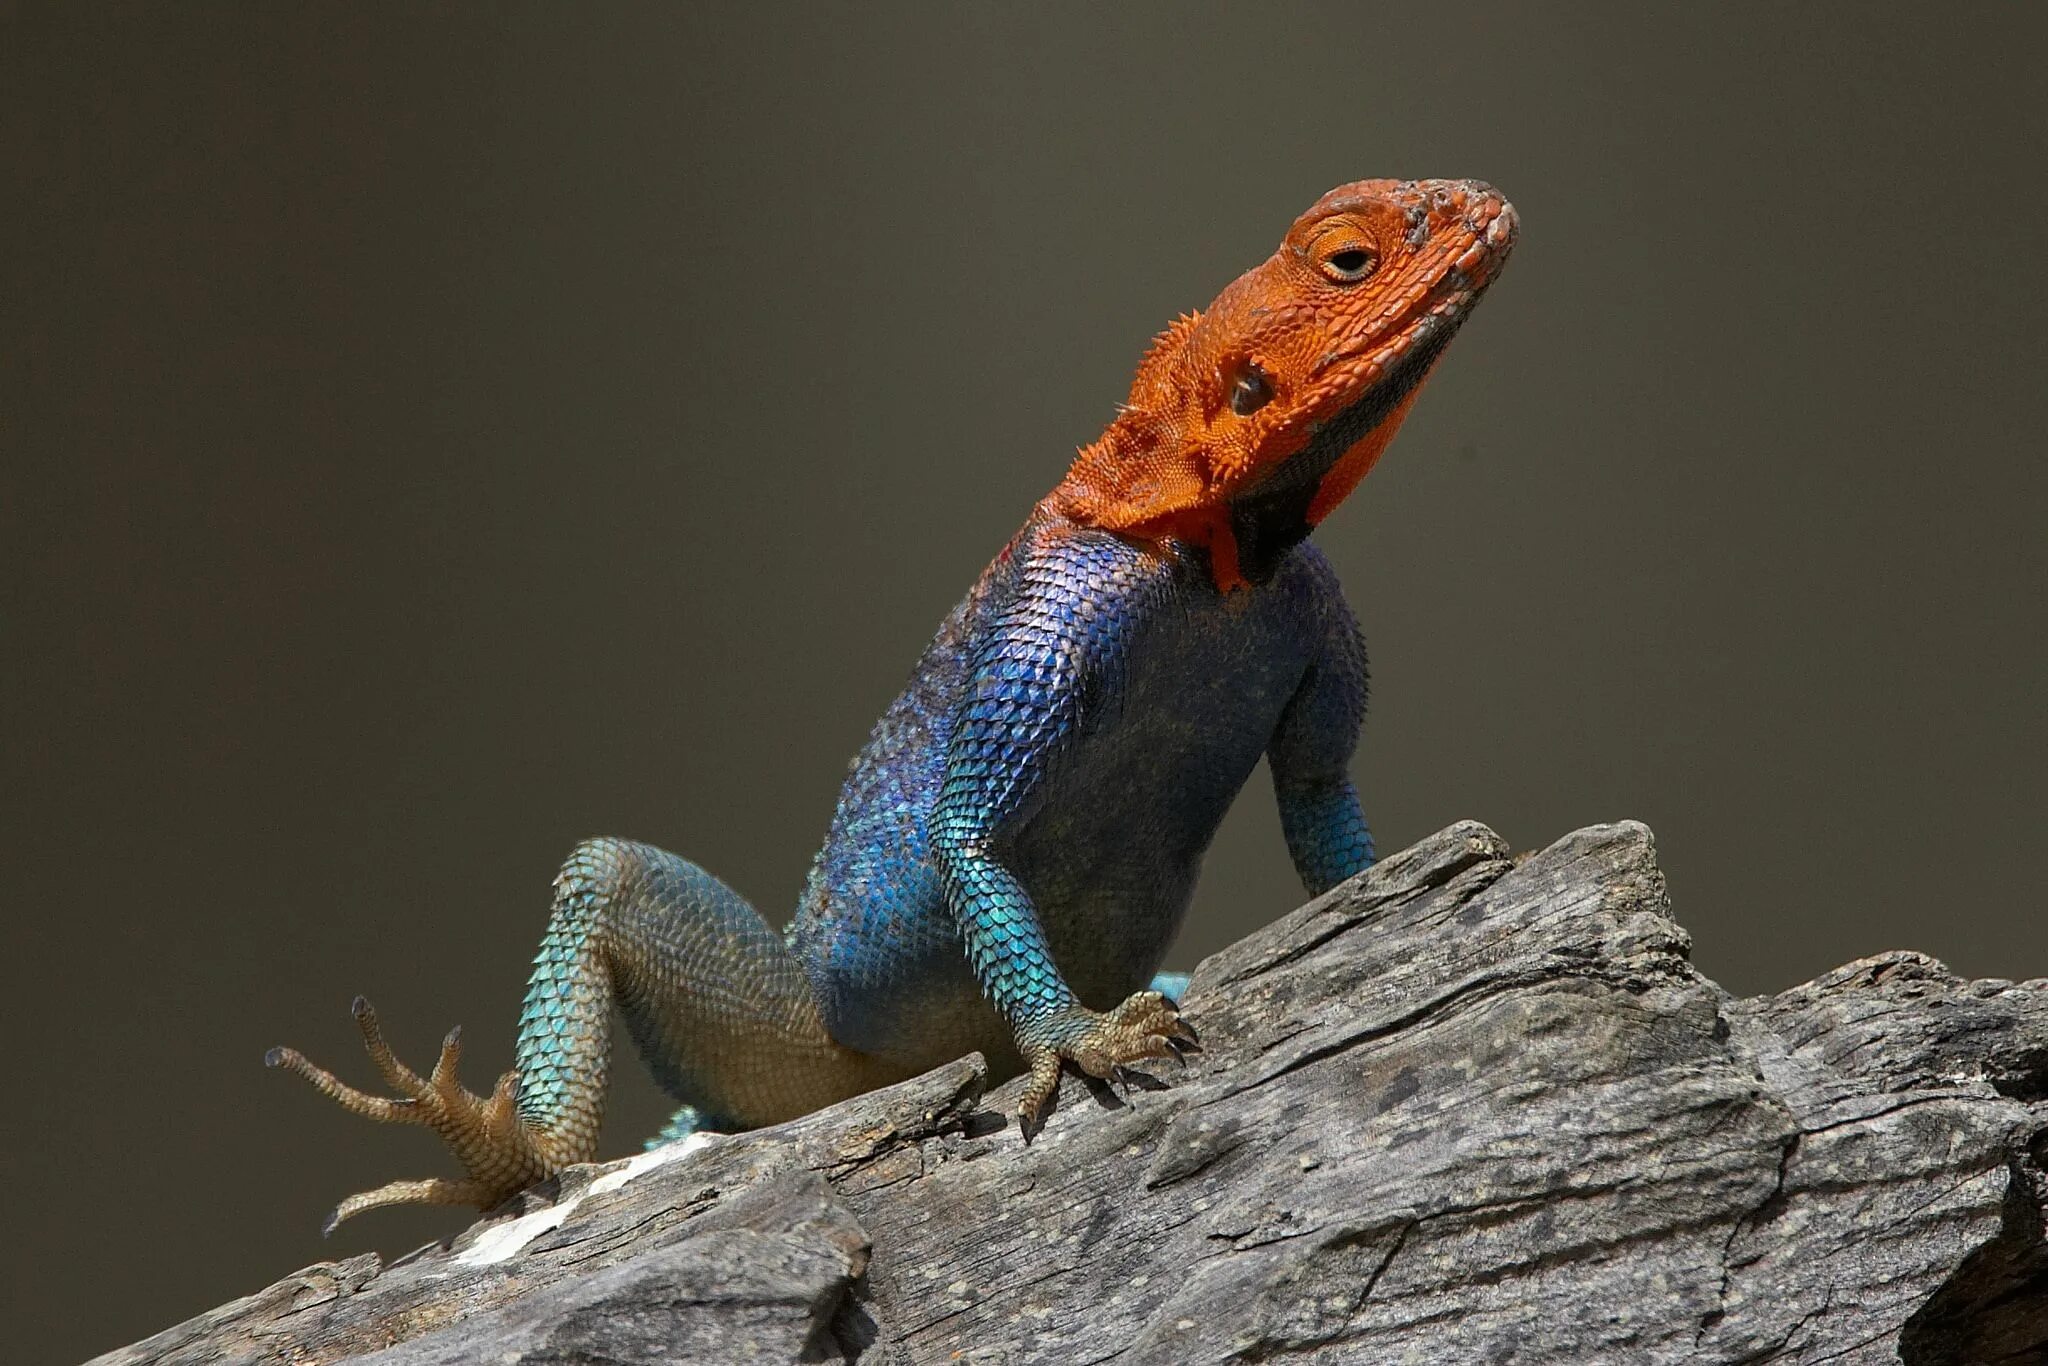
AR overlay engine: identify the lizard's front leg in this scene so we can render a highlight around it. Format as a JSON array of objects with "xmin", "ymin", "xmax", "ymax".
[
  {"xmin": 271, "ymin": 838, "xmax": 888, "ymax": 1231},
  {"xmin": 931, "ymin": 541, "xmax": 1198, "ymax": 1136},
  {"xmin": 934, "ymin": 830, "xmax": 1197, "ymax": 1135},
  {"xmin": 1268, "ymin": 561, "xmax": 1376, "ymax": 895}
]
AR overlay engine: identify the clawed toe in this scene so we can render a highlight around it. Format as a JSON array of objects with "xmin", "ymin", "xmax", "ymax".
[
  {"xmin": 1013, "ymin": 989, "xmax": 1203, "ymax": 1137},
  {"xmin": 322, "ymin": 1177, "xmax": 492, "ymax": 1238},
  {"xmin": 269, "ymin": 997, "xmax": 564, "ymax": 1232},
  {"xmin": 1100, "ymin": 990, "xmax": 1198, "ymax": 1067}
]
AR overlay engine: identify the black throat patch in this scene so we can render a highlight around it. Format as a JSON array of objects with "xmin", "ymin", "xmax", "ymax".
[{"xmin": 1226, "ymin": 318, "xmax": 1461, "ymax": 584}]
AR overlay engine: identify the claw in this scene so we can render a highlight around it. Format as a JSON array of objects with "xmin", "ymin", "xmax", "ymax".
[
  {"xmin": 1016, "ymin": 1049, "xmax": 1063, "ymax": 1143},
  {"xmin": 270, "ymin": 998, "xmax": 572, "ymax": 1229},
  {"xmin": 430, "ymin": 1027, "xmax": 464, "ymax": 1091}
]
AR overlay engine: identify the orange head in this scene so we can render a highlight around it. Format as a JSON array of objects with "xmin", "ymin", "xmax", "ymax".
[{"xmin": 1054, "ymin": 178, "xmax": 1517, "ymax": 590}]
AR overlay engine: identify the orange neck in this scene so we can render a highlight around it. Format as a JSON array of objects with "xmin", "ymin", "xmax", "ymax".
[{"xmin": 1054, "ymin": 359, "xmax": 1438, "ymax": 593}]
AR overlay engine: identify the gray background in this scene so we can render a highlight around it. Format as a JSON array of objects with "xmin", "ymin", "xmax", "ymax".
[{"xmin": 9, "ymin": 5, "xmax": 2045, "ymax": 1360}]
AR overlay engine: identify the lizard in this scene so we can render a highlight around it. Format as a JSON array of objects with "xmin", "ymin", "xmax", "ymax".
[{"xmin": 269, "ymin": 177, "xmax": 1518, "ymax": 1234}]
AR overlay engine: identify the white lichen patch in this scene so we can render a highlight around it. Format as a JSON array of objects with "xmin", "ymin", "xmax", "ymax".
[
  {"xmin": 587, "ymin": 1130, "xmax": 720, "ymax": 1197},
  {"xmin": 455, "ymin": 1198, "xmax": 584, "ymax": 1267},
  {"xmin": 454, "ymin": 1132, "xmax": 723, "ymax": 1267}
]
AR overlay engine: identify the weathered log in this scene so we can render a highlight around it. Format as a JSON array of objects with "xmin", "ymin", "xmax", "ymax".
[{"xmin": 98, "ymin": 822, "xmax": 2048, "ymax": 1364}]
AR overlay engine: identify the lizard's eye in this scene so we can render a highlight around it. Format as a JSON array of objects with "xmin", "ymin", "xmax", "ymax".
[
  {"xmin": 1228, "ymin": 359, "xmax": 1274, "ymax": 417},
  {"xmin": 1320, "ymin": 246, "xmax": 1378, "ymax": 283}
]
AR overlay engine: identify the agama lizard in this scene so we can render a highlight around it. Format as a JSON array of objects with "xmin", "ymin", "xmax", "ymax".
[{"xmin": 270, "ymin": 178, "xmax": 1518, "ymax": 1233}]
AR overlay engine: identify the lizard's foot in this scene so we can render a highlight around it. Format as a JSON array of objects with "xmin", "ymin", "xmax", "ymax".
[
  {"xmin": 267, "ymin": 996, "xmax": 563, "ymax": 1234},
  {"xmin": 1016, "ymin": 990, "xmax": 1199, "ymax": 1138}
]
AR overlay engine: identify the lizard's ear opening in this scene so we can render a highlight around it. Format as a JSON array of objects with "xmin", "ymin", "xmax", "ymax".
[{"xmin": 1226, "ymin": 358, "xmax": 1274, "ymax": 417}]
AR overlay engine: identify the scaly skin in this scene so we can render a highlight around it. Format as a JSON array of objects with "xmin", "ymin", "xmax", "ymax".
[{"xmin": 271, "ymin": 179, "xmax": 1518, "ymax": 1231}]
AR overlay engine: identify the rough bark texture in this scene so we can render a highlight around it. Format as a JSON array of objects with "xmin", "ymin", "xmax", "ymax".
[{"xmin": 100, "ymin": 822, "xmax": 2048, "ymax": 1365}]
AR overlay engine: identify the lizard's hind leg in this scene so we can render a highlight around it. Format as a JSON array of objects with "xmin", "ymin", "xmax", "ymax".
[
  {"xmin": 271, "ymin": 837, "xmax": 886, "ymax": 1231},
  {"xmin": 543, "ymin": 837, "xmax": 893, "ymax": 1137}
]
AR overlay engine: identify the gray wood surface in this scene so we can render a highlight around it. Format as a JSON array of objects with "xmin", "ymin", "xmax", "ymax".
[{"xmin": 99, "ymin": 822, "xmax": 2048, "ymax": 1364}]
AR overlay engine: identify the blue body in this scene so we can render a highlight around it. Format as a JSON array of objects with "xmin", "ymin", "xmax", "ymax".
[{"xmin": 789, "ymin": 510, "xmax": 1374, "ymax": 1077}]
